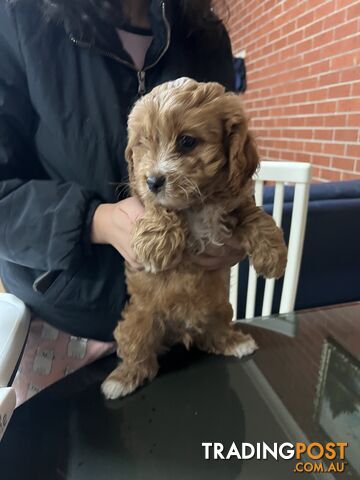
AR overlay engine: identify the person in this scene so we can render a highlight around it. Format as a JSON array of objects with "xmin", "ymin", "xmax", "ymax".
[{"xmin": 0, "ymin": 0, "xmax": 246, "ymax": 401}]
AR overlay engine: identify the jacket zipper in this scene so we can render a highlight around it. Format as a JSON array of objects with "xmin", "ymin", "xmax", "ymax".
[{"xmin": 69, "ymin": 1, "xmax": 171, "ymax": 96}]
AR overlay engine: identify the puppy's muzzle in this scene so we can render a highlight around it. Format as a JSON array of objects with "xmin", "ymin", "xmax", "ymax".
[{"xmin": 146, "ymin": 175, "xmax": 166, "ymax": 194}]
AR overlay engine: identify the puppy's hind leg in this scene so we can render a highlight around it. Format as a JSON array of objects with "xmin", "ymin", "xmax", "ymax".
[
  {"xmin": 195, "ymin": 303, "xmax": 258, "ymax": 360},
  {"xmin": 101, "ymin": 304, "xmax": 163, "ymax": 399}
]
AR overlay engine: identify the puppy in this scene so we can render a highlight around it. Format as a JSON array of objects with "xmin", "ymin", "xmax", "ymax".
[{"xmin": 102, "ymin": 78, "xmax": 287, "ymax": 399}]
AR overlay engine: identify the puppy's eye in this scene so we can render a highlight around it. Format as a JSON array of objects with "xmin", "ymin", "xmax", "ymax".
[{"xmin": 176, "ymin": 135, "xmax": 199, "ymax": 153}]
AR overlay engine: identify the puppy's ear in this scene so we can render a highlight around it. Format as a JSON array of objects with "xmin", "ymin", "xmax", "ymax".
[
  {"xmin": 243, "ymin": 131, "xmax": 260, "ymax": 180},
  {"xmin": 223, "ymin": 95, "xmax": 259, "ymax": 189},
  {"xmin": 125, "ymin": 143, "xmax": 134, "ymax": 183},
  {"xmin": 125, "ymin": 128, "xmax": 138, "ymax": 195}
]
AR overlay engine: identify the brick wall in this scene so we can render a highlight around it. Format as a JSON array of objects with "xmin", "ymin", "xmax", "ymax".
[{"xmin": 214, "ymin": 0, "xmax": 360, "ymax": 182}]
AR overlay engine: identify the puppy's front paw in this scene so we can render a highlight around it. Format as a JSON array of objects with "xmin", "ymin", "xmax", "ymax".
[
  {"xmin": 226, "ymin": 335, "xmax": 258, "ymax": 358},
  {"xmin": 101, "ymin": 378, "xmax": 131, "ymax": 400},
  {"xmin": 132, "ymin": 213, "xmax": 186, "ymax": 273},
  {"xmin": 252, "ymin": 243, "xmax": 287, "ymax": 279},
  {"xmin": 101, "ymin": 362, "xmax": 158, "ymax": 399}
]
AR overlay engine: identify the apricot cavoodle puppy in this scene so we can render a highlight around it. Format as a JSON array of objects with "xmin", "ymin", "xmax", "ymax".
[{"xmin": 102, "ymin": 78, "xmax": 287, "ymax": 399}]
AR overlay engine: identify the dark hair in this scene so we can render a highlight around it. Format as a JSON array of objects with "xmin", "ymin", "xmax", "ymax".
[{"xmin": 13, "ymin": 0, "xmax": 223, "ymax": 37}]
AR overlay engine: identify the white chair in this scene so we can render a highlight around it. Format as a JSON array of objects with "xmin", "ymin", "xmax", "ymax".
[
  {"xmin": 0, "ymin": 293, "xmax": 30, "ymax": 440},
  {"xmin": 229, "ymin": 161, "xmax": 312, "ymax": 321}
]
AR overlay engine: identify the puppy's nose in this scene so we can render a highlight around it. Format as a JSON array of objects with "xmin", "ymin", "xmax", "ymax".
[{"xmin": 146, "ymin": 175, "xmax": 165, "ymax": 193}]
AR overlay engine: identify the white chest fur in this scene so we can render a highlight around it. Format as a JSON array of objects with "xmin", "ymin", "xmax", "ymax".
[{"xmin": 185, "ymin": 205, "xmax": 235, "ymax": 254}]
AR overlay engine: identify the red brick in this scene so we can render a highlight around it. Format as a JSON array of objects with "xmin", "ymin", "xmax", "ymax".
[
  {"xmin": 296, "ymin": 11, "xmax": 315, "ymax": 29},
  {"xmin": 346, "ymin": 144, "xmax": 360, "ymax": 157},
  {"xmin": 293, "ymin": 151, "xmax": 312, "ymax": 162},
  {"xmin": 337, "ymin": 0, "xmax": 359, "ymax": 9},
  {"xmin": 298, "ymin": 104, "xmax": 316, "ymax": 115},
  {"xmin": 271, "ymin": 117, "xmax": 287, "ymax": 127},
  {"xmin": 287, "ymin": 141, "xmax": 304, "ymax": 152},
  {"xmin": 334, "ymin": 129, "xmax": 359, "ymax": 142},
  {"xmin": 331, "ymin": 52, "xmax": 359, "ymax": 70},
  {"xmin": 309, "ymin": 60, "xmax": 330, "ymax": 76},
  {"xmin": 333, "ymin": 19, "xmax": 358, "ymax": 40},
  {"xmin": 314, "ymin": 1, "xmax": 336, "ymax": 20},
  {"xmin": 332, "ymin": 157, "xmax": 355, "ymax": 170},
  {"xmin": 308, "ymin": 88, "xmax": 329, "ymax": 101},
  {"xmin": 268, "ymin": 28, "xmax": 282, "ymax": 43},
  {"xmin": 337, "ymin": 98, "xmax": 360, "ymax": 112},
  {"xmin": 305, "ymin": 19, "xmax": 324, "ymax": 38},
  {"xmin": 346, "ymin": 3, "xmax": 360, "ymax": 21},
  {"xmin": 304, "ymin": 141, "xmax": 323, "ymax": 153},
  {"xmin": 316, "ymin": 101, "xmax": 337, "ymax": 113},
  {"xmin": 283, "ymin": 3, "xmax": 308, "ymax": 24},
  {"xmin": 300, "ymin": 78, "xmax": 319, "ymax": 90},
  {"xmin": 313, "ymin": 129, "xmax": 334, "ymax": 140},
  {"xmin": 296, "ymin": 129, "xmax": 314, "ymax": 139},
  {"xmin": 320, "ymin": 169, "xmax": 342, "ymax": 181},
  {"xmin": 280, "ymin": 20, "xmax": 297, "ymax": 36},
  {"xmin": 273, "ymin": 140, "xmax": 290, "ymax": 150},
  {"xmin": 323, "ymin": 143, "xmax": 346, "ymax": 155},
  {"xmin": 318, "ymin": 72, "xmax": 340, "ymax": 86},
  {"xmin": 259, "ymin": 88, "xmax": 272, "ymax": 98},
  {"xmin": 311, "ymin": 166, "xmax": 322, "ymax": 179},
  {"xmin": 288, "ymin": 30, "xmax": 306, "ymax": 47},
  {"xmin": 311, "ymin": 155, "xmax": 331, "ymax": 166},
  {"xmin": 282, "ymin": 129, "xmax": 298, "ymax": 138},
  {"xmin": 279, "ymin": 150, "xmax": 291, "ymax": 160},
  {"xmin": 275, "ymin": 95, "xmax": 292, "ymax": 105},
  {"xmin": 271, "ymin": 107, "xmax": 285, "ymax": 116},
  {"xmin": 322, "ymin": 10, "xmax": 346, "ymax": 30},
  {"xmin": 341, "ymin": 171, "xmax": 360, "ymax": 180},
  {"xmin": 272, "ymin": 129, "xmax": 283, "ymax": 137},
  {"xmin": 290, "ymin": 117, "xmax": 306, "ymax": 126},
  {"xmin": 351, "ymin": 82, "xmax": 360, "ymax": 96},
  {"xmin": 303, "ymin": 49, "xmax": 325, "ymax": 65},
  {"xmin": 312, "ymin": 30, "xmax": 334, "ymax": 48},
  {"xmin": 317, "ymin": 39, "xmax": 355, "ymax": 60},
  {"xmin": 304, "ymin": 116, "xmax": 325, "ymax": 126},
  {"xmin": 295, "ymin": 38, "xmax": 313, "ymax": 55},
  {"xmin": 324, "ymin": 114, "xmax": 347, "ymax": 126},
  {"xmin": 347, "ymin": 114, "xmax": 360, "ymax": 126},
  {"xmin": 328, "ymin": 84, "xmax": 352, "ymax": 98}
]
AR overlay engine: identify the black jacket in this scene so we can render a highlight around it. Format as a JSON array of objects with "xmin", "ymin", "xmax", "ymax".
[{"xmin": 0, "ymin": 0, "xmax": 234, "ymax": 340}]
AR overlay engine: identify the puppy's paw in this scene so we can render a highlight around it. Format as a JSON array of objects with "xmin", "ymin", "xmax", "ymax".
[
  {"xmin": 132, "ymin": 213, "xmax": 186, "ymax": 273},
  {"xmin": 251, "ymin": 243, "xmax": 287, "ymax": 279},
  {"xmin": 226, "ymin": 335, "xmax": 258, "ymax": 359},
  {"xmin": 101, "ymin": 362, "xmax": 158, "ymax": 399},
  {"xmin": 198, "ymin": 329, "xmax": 258, "ymax": 359},
  {"xmin": 101, "ymin": 378, "xmax": 132, "ymax": 400}
]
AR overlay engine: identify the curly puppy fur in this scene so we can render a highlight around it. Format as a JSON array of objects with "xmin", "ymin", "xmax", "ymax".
[{"xmin": 102, "ymin": 78, "xmax": 287, "ymax": 400}]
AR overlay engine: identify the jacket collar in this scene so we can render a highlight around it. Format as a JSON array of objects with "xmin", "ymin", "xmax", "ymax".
[{"xmin": 66, "ymin": 0, "xmax": 172, "ymax": 71}]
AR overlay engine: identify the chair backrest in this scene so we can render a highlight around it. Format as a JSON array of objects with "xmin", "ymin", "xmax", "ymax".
[{"xmin": 229, "ymin": 161, "xmax": 312, "ymax": 321}]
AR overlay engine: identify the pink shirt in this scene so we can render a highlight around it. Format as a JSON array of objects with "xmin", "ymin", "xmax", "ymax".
[{"xmin": 117, "ymin": 28, "xmax": 153, "ymax": 70}]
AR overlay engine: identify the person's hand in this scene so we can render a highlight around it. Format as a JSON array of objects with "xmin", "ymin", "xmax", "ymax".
[
  {"xmin": 189, "ymin": 237, "xmax": 247, "ymax": 271},
  {"xmin": 91, "ymin": 197, "xmax": 145, "ymax": 270}
]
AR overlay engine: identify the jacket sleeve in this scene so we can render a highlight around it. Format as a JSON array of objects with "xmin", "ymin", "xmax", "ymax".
[{"xmin": 0, "ymin": 4, "xmax": 103, "ymax": 271}]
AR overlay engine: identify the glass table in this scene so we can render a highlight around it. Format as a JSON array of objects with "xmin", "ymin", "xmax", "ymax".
[{"xmin": 0, "ymin": 303, "xmax": 359, "ymax": 479}]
